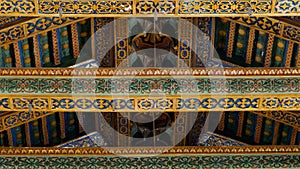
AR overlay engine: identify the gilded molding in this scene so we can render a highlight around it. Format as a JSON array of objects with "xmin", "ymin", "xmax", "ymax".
[
  {"xmin": 0, "ymin": 68, "xmax": 300, "ymax": 76},
  {"xmin": 0, "ymin": 146, "xmax": 298, "ymax": 156},
  {"xmin": 0, "ymin": 0, "xmax": 299, "ymax": 17},
  {"xmin": 0, "ymin": 73, "xmax": 300, "ymax": 95},
  {"xmin": 0, "ymin": 17, "xmax": 87, "ymax": 47},
  {"xmin": 0, "ymin": 69, "xmax": 299, "ymax": 113},
  {"xmin": 0, "ymin": 95, "xmax": 299, "ymax": 112}
]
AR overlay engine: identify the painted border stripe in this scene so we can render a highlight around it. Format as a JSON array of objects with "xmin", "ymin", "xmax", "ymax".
[
  {"xmin": 285, "ymin": 41, "xmax": 294, "ymax": 67},
  {"xmin": 59, "ymin": 112, "xmax": 66, "ymax": 139},
  {"xmin": 236, "ymin": 112, "xmax": 244, "ymax": 137},
  {"xmin": 272, "ymin": 122, "xmax": 280, "ymax": 145},
  {"xmin": 226, "ymin": 22, "xmax": 236, "ymax": 58},
  {"xmin": 41, "ymin": 117, "xmax": 49, "ymax": 145},
  {"xmin": 254, "ymin": 115, "xmax": 263, "ymax": 143},
  {"xmin": 13, "ymin": 43, "xmax": 22, "ymax": 68},
  {"xmin": 264, "ymin": 34, "xmax": 275, "ymax": 67},
  {"xmin": 25, "ymin": 123, "xmax": 31, "ymax": 147},
  {"xmin": 33, "ymin": 35, "xmax": 42, "ymax": 67},
  {"xmin": 246, "ymin": 29, "xmax": 255, "ymax": 65},
  {"xmin": 52, "ymin": 29, "xmax": 61, "ymax": 65},
  {"xmin": 296, "ymin": 45, "xmax": 300, "ymax": 67},
  {"xmin": 71, "ymin": 24, "xmax": 80, "ymax": 58}
]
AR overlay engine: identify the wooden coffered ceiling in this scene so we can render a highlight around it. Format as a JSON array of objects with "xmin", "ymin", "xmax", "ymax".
[{"xmin": 0, "ymin": 1, "xmax": 299, "ymax": 167}]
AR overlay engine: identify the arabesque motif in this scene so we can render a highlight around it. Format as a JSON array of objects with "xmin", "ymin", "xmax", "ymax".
[
  {"xmin": 0, "ymin": 0, "xmax": 298, "ymax": 16},
  {"xmin": 0, "ymin": 77, "xmax": 300, "ymax": 95},
  {"xmin": 0, "ymin": 0, "xmax": 36, "ymax": 15},
  {"xmin": 179, "ymin": 0, "xmax": 272, "ymax": 14},
  {"xmin": 275, "ymin": 0, "xmax": 300, "ymax": 13},
  {"xmin": 0, "ymin": 154, "xmax": 299, "ymax": 168},
  {"xmin": 0, "ymin": 96, "xmax": 299, "ymax": 112}
]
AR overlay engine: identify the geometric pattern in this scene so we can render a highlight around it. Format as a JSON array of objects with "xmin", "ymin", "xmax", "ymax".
[
  {"xmin": 0, "ymin": 17, "xmax": 83, "ymax": 46},
  {"xmin": 39, "ymin": 0, "xmax": 133, "ymax": 14},
  {"xmin": 275, "ymin": 0, "xmax": 300, "ymax": 13},
  {"xmin": 214, "ymin": 17, "xmax": 299, "ymax": 68},
  {"xmin": 0, "ymin": 77, "xmax": 300, "ymax": 95},
  {"xmin": 0, "ymin": 67, "xmax": 299, "ymax": 76},
  {"xmin": 136, "ymin": 0, "xmax": 176, "ymax": 14},
  {"xmin": 252, "ymin": 111, "xmax": 300, "ymax": 130},
  {"xmin": 0, "ymin": 146, "xmax": 298, "ymax": 168},
  {"xmin": 179, "ymin": 0, "xmax": 272, "ymax": 14},
  {"xmin": 230, "ymin": 17, "xmax": 282, "ymax": 35},
  {"xmin": 0, "ymin": 0, "xmax": 36, "ymax": 15},
  {"xmin": 0, "ymin": 155, "xmax": 299, "ymax": 168},
  {"xmin": 0, "ymin": 0, "xmax": 298, "ymax": 16},
  {"xmin": 57, "ymin": 132, "xmax": 106, "ymax": 148},
  {"xmin": 198, "ymin": 132, "xmax": 246, "ymax": 146},
  {"xmin": 0, "ymin": 146, "xmax": 298, "ymax": 154},
  {"xmin": 0, "ymin": 17, "xmax": 23, "ymax": 27},
  {"xmin": 0, "ymin": 111, "xmax": 49, "ymax": 132},
  {"xmin": 0, "ymin": 68, "xmax": 299, "ymax": 112},
  {"xmin": 0, "ymin": 96, "xmax": 300, "ymax": 112},
  {"xmin": 230, "ymin": 17, "xmax": 300, "ymax": 43}
]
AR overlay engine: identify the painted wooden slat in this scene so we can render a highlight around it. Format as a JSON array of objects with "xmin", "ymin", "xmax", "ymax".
[{"xmin": 226, "ymin": 22, "xmax": 236, "ymax": 58}]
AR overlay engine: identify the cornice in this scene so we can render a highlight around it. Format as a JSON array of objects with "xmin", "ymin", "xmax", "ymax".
[{"xmin": 0, "ymin": 0, "xmax": 299, "ymax": 17}]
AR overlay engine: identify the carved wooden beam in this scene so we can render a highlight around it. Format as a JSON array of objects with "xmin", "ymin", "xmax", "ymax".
[
  {"xmin": 0, "ymin": 68, "xmax": 299, "ymax": 112},
  {"xmin": 0, "ymin": 146, "xmax": 298, "ymax": 168},
  {"xmin": 0, "ymin": 0, "xmax": 299, "ymax": 17}
]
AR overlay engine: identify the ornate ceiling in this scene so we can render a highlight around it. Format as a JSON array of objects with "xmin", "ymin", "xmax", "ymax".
[
  {"xmin": 0, "ymin": 18, "xmax": 299, "ymax": 144},
  {"xmin": 0, "ymin": 0, "xmax": 299, "ymax": 168}
]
